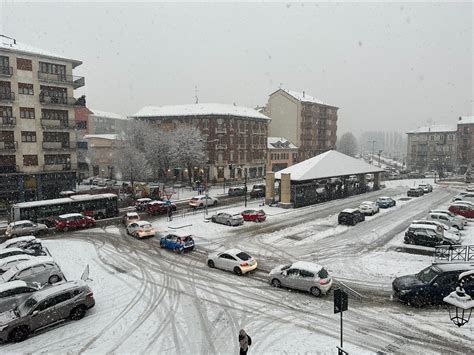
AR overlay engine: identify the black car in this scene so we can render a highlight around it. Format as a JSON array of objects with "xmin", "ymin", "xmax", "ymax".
[
  {"xmin": 228, "ymin": 186, "xmax": 247, "ymax": 196},
  {"xmin": 392, "ymin": 263, "xmax": 474, "ymax": 307},
  {"xmin": 250, "ymin": 184, "xmax": 266, "ymax": 198},
  {"xmin": 338, "ymin": 209, "xmax": 365, "ymax": 226},
  {"xmin": 407, "ymin": 188, "xmax": 424, "ymax": 197},
  {"xmin": 403, "ymin": 231, "xmax": 444, "ymax": 247}
]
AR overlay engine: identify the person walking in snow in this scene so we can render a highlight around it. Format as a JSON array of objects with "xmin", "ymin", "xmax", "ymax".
[{"xmin": 239, "ymin": 329, "xmax": 252, "ymax": 354}]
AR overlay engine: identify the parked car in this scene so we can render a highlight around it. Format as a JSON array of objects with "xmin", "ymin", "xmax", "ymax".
[
  {"xmin": 160, "ymin": 234, "xmax": 195, "ymax": 253},
  {"xmin": 135, "ymin": 198, "xmax": 153, "ymax": 211},
  {"xmin": 147, "ymin": 200, "xmax": 177, "ymax": 215},
  {"xmin": 211, "ymin": 212, "xmax": 244, "ymax": 226},
  {"xmin": 452, "ymin": 192, "xmax": 468, "ymax": 201},
  {"xmin": 207, "ymin": 249, "xmax": 257, "ymax": 275},
  {"xmin": 241, "ymin": 209, "xmax": 266, "ymax": 222},
  {"xmin": 228, "ymin": 186, "xmax": 247, "ymax": 196},
  {"xmin": 5, "ymin": 221, "xmax": 48, "ymax": 238},
  {"xmin": 122, "ymin": 212, "xmax": 140, "ymax": 226},
  {"xmin": 189, "ymin": 195, "xmax": 218, "ymax": 209},
  {"xmin": 358, "ymin": 201, "xmax": 379, "ymax": 216},
  {"xmin": 428, "ymin": 212, "xmax": 464, "ymax": 230},
  {"xmin": 0, "ymin": 237, "xmax": 46, "ymax": 257},
  {"xmin": 452, "ymin": 192, "xmax": 474, "ymax": 202},
  {"xmin": 250, "ymin": 184, "xmax": 266, "ymax": 198},
  {"xmin": 407, "ymin": 188, "xmax": 424, "ymax": 197},
  {"xmin": 408, "ymin": 223, "xmax": 461, "ymax": 245},
  {"xmin": 418, "ymin": 183, "xmax": 433, "ymax": 193},
  {"xmin": 0, "ymin": 281, "xmax": 38, "ymax": 314},
  {"xmin": 269, "ymin": 261, "xmax": 333, "ymax": 297},
  {"xmin": 429, "ymin": 209, "xmax": 467, "ymax": 226},
  {"xmin": 412, "ymin": 219, "xmax": 461, "ymax": 237},
  {"xmin": 0, "ymin": 248, "xmax": 30, "ymax": 260},
  {"xmin": 376, "ymin": 196, "xmax": 396, "ymax": 208},
  {"xmin": 126, "ymin": 221, "xmax": 155, "ymax": 239},
  {"xmin": 0, "ymin": 280, "xmax": 95, "ymax": 343},
  {"xmin": 338, "ymin": 209, "xmax": 365, "ymax": 225},
  {"xmin": 54, "ymin": 213, "xmax": 96, "ymax": 232},
  {"xmin": 0, "ymin": 255, "xmax": 35, "ymax": 275},
  {"xmin": 392, "ymin": 263, "xmax": 474, "ymax": 307},
  {"xmin": 0, "ymin": 257, "xmax": 64, "ymax": 287},
  {"xmin": 466, "ymin": 185, "xmax": 474, "ymax": 192},
  {"xmin": 404, "ymin": 230, "xmax": 445, "ymax": 247},
  {"xmin": 449, "ymin": 204, "xmax": 474, "ymax": 218}
]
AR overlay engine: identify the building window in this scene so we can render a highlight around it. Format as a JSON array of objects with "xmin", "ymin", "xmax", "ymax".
[
  {"xmin": 77, "ymin": 141, "xmax": 88, "ymax": 149},
  {"xmin": 20, "ymin": 107, "xmax": 35, "ymax": 119},
  {"xmin": 39, "ymin": 62, "xmax": 66, "ymax": 75},
  {"xmin": 18, "ymin": 83, "xmax": 34, "ymax": 95},
  {"xmin": 218, "ymin": 152, "xmax": 223, "ymax": 162},
  {"xmin": 0, "ymin": 56, "xmax": 9, "ymax": 67},
  {"xmin": 23, "ymin": 155, "xmax": 38, "ymax": 166},
  {"xmin": 42, "ymin": 109, "xmax": 68, "ymax": 120},
  {"xmin": 17, "ymin": 58, "xmax": 32, "ymax": 71},
  {"xmin": 44, "ymin": 154, "xmax": 70, "ymax": 165},
  {"xmin": 21, "ymin": 131, "xmax": 37, "ymax": 142},
  {"xmin": 0, "ymin": 106, "xmax": 12, "ymax": 117},
  {"xmin": 43, "ymin": 132, "xmax": 69, "ymax": 143},
  {"xmin": 202, "ymin": 119, "xmax": 209, "ymax": 129}
]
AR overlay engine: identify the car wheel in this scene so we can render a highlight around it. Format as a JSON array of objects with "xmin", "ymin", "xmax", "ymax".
[
  {"xmin": 233, "ymin": 267, "xmax": 243, "ymax": 276},
  {"xmin": 97, "ymin": 213, "xmax": 105, "ymax": 220},
  {"xmin": 9, "ymin": 326, "xmax": 29, "ymax": 343},
  {"xmin": 69, "ymin": 305, "xmax": 87, "ymax": 320},
  {"xmin": 271, "ymin": 279, "xmax": 281, "ymax": 288},
  {"xmin": 226, "ymin": 221, "xmax": 231, "ymax": 226},
  {"xmin": 207, "ymin": 260, "xmax": 215, "ymax": 268},
  {"xmin": 211, "ymin": 217, "xmax": 216, "ymax": 223},
  {"xmin": 310, "ymin": 287, "xmax": 322, "ymax": 297},
  {"xmin": 49, "ymin": 274, "xmax": 61, "ymax": 284},
  {"xmin": 159, "ymin": 242, "xmax": 165, "ymax": 248}
]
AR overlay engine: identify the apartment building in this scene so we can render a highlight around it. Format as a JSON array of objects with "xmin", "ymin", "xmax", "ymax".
[
  {"xmin": 0, "ymin": 36, "xmax": 84, "ymax": 202},
  {"xmin": 267, "ymin": 137, "xmax": 298, "ymax": 172},
  {"xmin": 265, "ymin": 88, "xmax": 338, "ymax": 161},
  {"xmin": 131, "ymin": 103, "xmax": 270, "ymax": 181},
  {"xmin": 456, "ymin": 116, "xmax": 474, "ymax": 173}
]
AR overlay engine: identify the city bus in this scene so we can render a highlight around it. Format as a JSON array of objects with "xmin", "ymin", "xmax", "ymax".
[{"xmin": 11, "ymin": 193, "xmax": 119, "ymax": 226}]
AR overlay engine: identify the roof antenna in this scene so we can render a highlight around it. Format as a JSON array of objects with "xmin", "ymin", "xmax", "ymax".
[{"xmin": 194, "ymin": 85, "xmax": 199, "ymax": 104}]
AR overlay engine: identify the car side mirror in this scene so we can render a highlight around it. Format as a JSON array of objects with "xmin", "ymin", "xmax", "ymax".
[{"xmin": 32, "ymin": 310, "xmax": 39, "ymax": 317}]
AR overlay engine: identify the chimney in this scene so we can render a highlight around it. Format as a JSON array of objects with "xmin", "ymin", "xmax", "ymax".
[
  {"xmin": 302, "ymin": 91, "xmax": 305, "ymax": 98},
  {"xmin": 459, "ymin": 116, "xmax": 462, "ymax": 121}
]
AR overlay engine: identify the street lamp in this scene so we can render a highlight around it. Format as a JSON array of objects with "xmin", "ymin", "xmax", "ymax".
[{"xmin": 444, "ymin": 270, "xmax": 474, "ymax": 327}]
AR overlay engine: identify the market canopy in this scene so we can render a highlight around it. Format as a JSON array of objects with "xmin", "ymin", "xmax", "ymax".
[{"xmin": 274, "ymin": 150, "xmax": 384, "ymax": 182}]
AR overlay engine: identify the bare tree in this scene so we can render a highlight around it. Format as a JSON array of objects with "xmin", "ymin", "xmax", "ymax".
[
  {"xmin": 337, "ymin": 132, "xmax": 359, "ymax": 157},
  {"xmin": 144, "ymin": 129, "xmax": 172, "ymax": 180}
]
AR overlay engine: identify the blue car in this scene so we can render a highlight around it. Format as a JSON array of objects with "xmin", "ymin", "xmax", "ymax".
[
  {"xmin": 376, "ymin": 196, "xmax": 396, "ymax": 208},
  {"xmin": 160, "ymin": 234, "xmax": 195, "ymax": 253}
]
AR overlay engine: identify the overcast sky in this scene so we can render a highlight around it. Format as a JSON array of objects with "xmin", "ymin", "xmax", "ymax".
[{"xmin": 1, "ymin": 2, "xmax": 472, "ymax": 135}]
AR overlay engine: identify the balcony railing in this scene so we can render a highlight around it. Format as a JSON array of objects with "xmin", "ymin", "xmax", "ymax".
[
  {"xmin": 237, "ymin": 144, "xmax": 246, "ymax": 150},
  {"xmin": 215, "ymin": 144, "xmax": 227, "ymax": 150},
  {"xmin": 41, "ymin": 118, "xmax": 75, "ymax": 130},
  {"xmin": 215, "ymin": 127, "xmax": 227, "ymax": 134},
  {"xmin": 39, "ymin": 95, "xmax": 77, "ymax": 106},
  {"xmin": 0, "ymin": 91, "xmax": 15, "ymax": 102},
  {"xmin": 0, "ymin": 66, "xmax": 13, "ymax": 77},
  {"xmin": 43, "ymin": 163, "xmax": 76, "ymax": 172},
  {"xmin": 0, "ymin": 141, "xmax": 17, "ymax": 152},
  {"xmin": 0, "ymin": 165, "xmax": 18, "ymax": 174},
  {"xmin": 42, "ymin": 141, "xmax": 73, "ymax": 150},
  {"xmin": 37, "ymin": 71, "xmax": 85, "ymax": 89},
  {"xmin": 0, "ymin": 117, "xmax": 16, "ymax": 128}
]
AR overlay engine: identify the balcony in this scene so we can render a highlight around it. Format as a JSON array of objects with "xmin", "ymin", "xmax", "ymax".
[
  {"xmin": 252, "ymin": 159, "xmax": 266, "ymax": 164},
  {"xmin": 215, "ymin": 144, "xmax": 227, "ymax": 150},
  {"xmin": 0, "ymin": 117, "xmax": 16, "ymax": 128},
  {"xmin": 39, "ymin": 95, "xmax": 78, "ymax": 106},
  {"xmin": 42, "ymin": 141, "xmax": 73, "ymax": 150},
  {"xmin": 41, "ymin": 118, "xmax": 75, "ymax": 130},
  {"xmin": 0, "ymin": 66, "xmax": 13, "ymax": 77},
  {"xmin": 0, "ymin": 141, "xmax": 17, "ymax": 152},
  {"xmin": 43, "ymin": 163, "xmax": 76, "ymax": 172},
  {"xmin": 215, "ymin": 127, "xmax": 227, "ymax": 134},
  {"xmin": 0, "ymin": 91, "xmax": 15, "ymax": 102},
  {"xmin": 37, "ymin": 72, "xmax": 85, "ymax": 89},
  {"xmin": 0, "ymin": 165, "xmax": 18, "ymax": 174}
]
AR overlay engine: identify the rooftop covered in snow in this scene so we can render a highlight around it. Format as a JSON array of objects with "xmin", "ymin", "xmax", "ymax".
[
  {"xmin": 406, "ymin": 124, "xmax": 457, "ymax": 134},
  {"xmin": 274, "ymin": 150, "xmax": 383, "ymax": 182},
  {"xmin": 267, "ymin": 137, "xmax": 298, "ymax": 150},
  {"xmin": 270, "ymin": 88, "xmax": 337, "ymax": 108},
  {"xmin": 90, "ymin": 109, "xmax": 127, "ymax": 120},
  {"xmin": 83, "ymin": 134, "xmax": 119, "ymax": 140},
  {"xmin": 458, "ymin": 116, "xmax": 474, "ymax": 125},
  {"xmin": 131, "ymin": 103, "xmax": 270, "ymax": 120}
]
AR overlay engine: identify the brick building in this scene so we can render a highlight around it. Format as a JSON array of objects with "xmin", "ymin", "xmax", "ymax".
[
  {"xmin": 267, "ymin": 137, "xmax": 298, "ymax": 172},
  {"xmin": 131, "ymin": 103, "xmax": 270, "ymax": 181},
  {"xmin": 265, "ymin": 89, "xmax": 338, "ymax": 161},
  {"xmin": 456, "ymin": 116, "xmax": 474, "ymax": 173}
]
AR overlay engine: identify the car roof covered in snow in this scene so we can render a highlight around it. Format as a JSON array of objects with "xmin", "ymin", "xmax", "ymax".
[
  {"xmin": 341, "ymin": 208, "xmax": 358, "ymax": 213},
  {"xmin": 58, "ymin": 213, "xmax": 84, "ymax": 218},
  {"xmin": 7, "ymin": 220, "xmax": 34, "ymax": 227},
  {"xmin": 0, "ymin": 254, "xmax": 34, "ymax": 267},
  {"xmin": 292, "ymin": 261, "xmax": 323, "ymax": 274},
  {"xmin": 0, "ymin": 280, "xmax": 28, "ymax": 293},
  {"xmin": 377, "ymin": 196, "xmax": 392, "ymax": 200},
  {"xmin": 433, "ymin": 263, "xmax": 474, "ymax": 272},
  {"xmin": 126, "ymin": 212, "xmax": 139, "ymax": 216},
  {"xmin": 0, "ymin": 248, "xmax": 25, "ymax": 256},
  {"xmin": 0, "ymin": 236, "xmax": 38, "ymax": 249},
  {"xmin": 1, "ymin": 257, "xmax": 56, "ymax": 281},
  {"xmin": 409, "ymin": 223, "xmax": 439, "ymax": 231},
  {"xmin": 360, "ymin": 201, "xmax": 374, "ymax": 205},
  {"xmin": 224, "ymin": 248, "xmax": 246, "ymax": 256},
  {"xmin": 32, "ymin": 280, "xmax": 88, "ymax": 301},
  {"xmin": 137, "ymin": 198, "xmax": 152, "ymax": 202},
  {"xmin": 135, "ymin": 221, "xmax": 152, "ymax": 226}
]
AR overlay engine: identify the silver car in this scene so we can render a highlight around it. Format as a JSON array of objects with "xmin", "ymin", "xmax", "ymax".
[
  {"xmin": 0, "ymin": 280, "xmax": 37, "ymax": 314},
  {"xmin": 269, "ymin": 261, "xmax": 333, "ymax": 297},
  {"xmin": 0, "ymin": 248, "xmax": 30, "ymax": 260},
  {"xmin": 0, "ymin": 255, "xmax": 35, "ymax": 275},
  {"xmin": 0, "ymin": 280, "xmax": 95, "ymax": 342},
  {"xmin": 211, "ymin": 212, "xmax": 244, "ymax": 226},
  {"xmin": 5, "ymin": 221, "xmax": 48, "ymax": 238},
  {"xmin": 428, "ymin": 213, "xmax": 464, "ymax": 230},
  {"xmin": 0, "ymin": 257, "xmax": 64, "ymax": 287}
]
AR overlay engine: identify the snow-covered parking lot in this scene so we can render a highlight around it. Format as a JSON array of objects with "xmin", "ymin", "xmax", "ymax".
[{"xmin": 1, "ymin": 180, "xmax": 473, "ymax": 353}]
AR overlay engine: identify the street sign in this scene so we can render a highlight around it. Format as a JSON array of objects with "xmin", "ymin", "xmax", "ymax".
[{"xmin": 334, "ymin": 288, "xmax": 348, "ymax": 314}]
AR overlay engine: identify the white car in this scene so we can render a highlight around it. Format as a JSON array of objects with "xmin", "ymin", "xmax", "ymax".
[
  {"xmin": 412, "ymin": 220, "xmax": 461, "ymax": 236},
  {"xmin": 126, "ymin": 220, "xmax": 155, "ymax": 238},
  {"xmin": 5, "ymin": 220, "xmax": 48, "ymax": 238},
  {"xmin": 0, "ymin": 236, "xmax": 38, "ymax": 250},
  {"xmin": 452, "ymin": 192, "xmax": 468, "ymax": 201},
  {"xmin": 428, "ymin": 213, "xmax": 463, "ymax": 230},
  {"xmin": 358, "ymin": 201, "xmax": 379, "ymax": 216},
  {"xmin": 123, "ymin": 212, "xmax": 140, "ymax": 225},
  {"xmin": 451, "ymin": 200, "xmax": 474, "ymax": 208},
  {"xmin": 189, "ymin": 195, "xmax": 218, "ymax": 209},
  {"xmin": 0, "ymin": 248, "xmax": 30, "ymax": 260},
  {"xmin": 207, "ymin": 249, "xmax": 257, "ymax": 275},
  {"xmin": 429, "ymin": 209, "xmax": 467, "ymax": 226},
  {"xmin": 0, "ymin": 254, "xmax": 35, "ymax": 274}
]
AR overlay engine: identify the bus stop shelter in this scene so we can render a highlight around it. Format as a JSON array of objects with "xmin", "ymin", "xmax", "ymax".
[{"xmin": 267, "ymin": 150, "xmax": 384, "ymax": 208}]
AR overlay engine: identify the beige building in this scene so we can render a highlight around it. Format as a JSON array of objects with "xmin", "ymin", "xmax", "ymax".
[
  {"xmin": 83, "ymin": 134, "xmax": 118, "ymax": 179},
  {"xmin": 265, "ymin": 89, "xmax": 338, "ymax": 161},
  {"xmin": 0, "ymin": 36, "xmax": 84, "ymax": 202},
  {"xmin": 267, "ymin": 137, "xmax": 298, "ymax": 172}
]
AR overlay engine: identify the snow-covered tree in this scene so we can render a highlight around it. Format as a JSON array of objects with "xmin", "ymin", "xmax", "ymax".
[
  {"xmin": 144, "ymin": 129, "xmax": 173, "ymax": 180},
  {"xmin": 337, "ymin": 133, "xmax": 358, "ymax": 157}
]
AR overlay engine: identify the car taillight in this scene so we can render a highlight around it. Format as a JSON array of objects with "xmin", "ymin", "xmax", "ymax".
[
  {"xmin": 319, "ymin": 279, "xmax": 328, "ymax": 285},
  {"xmin": 241, "ymin": 262, "xmax": 249, "ymax": 267},
  {"xmin": 87, "ymin": 291, "xmax": 94, "ymax": 298}
]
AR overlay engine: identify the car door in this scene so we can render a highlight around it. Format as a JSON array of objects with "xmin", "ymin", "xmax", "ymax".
[
  {"xmin": 216, "ymin": 253, "xmax": 235, "ymax": 271},
  {"xmin": 128, "ymin": 223, "xmax": 138, "ymax": 235},
  {"xmin": 431, "ymin": 272, "xmax": 459, "ymax": 304},
  {"xmin": 30, "ymin": 295, "xmax": 62, "ymax": 331},
  {"xmin": 284, "ymin": 268, "xmax": 303, "ymax": 290},
  {"xmin": 299, "ymin": 269, "xmax": 316, "ymax": 291},
  {"xmin": 53, "ymin": 291, "xmax": 75, "ymax": 320}
]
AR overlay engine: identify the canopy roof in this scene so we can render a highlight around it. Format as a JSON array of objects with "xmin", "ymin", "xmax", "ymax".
[{"xmin": 274, "ymin": 150, "xmax": 383, "ymax": 182}]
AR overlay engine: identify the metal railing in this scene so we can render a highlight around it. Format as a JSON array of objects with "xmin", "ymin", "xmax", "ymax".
[
  {"xmin": 0, "ymin": 66, "xmax": 13, "ymax": 77},
  {"xmin": 215, "ymin": 127, "xmax": 227, "ymax": 134},
  {"xmin": 43, "ymin": 163, "xmax": 75, "ymax": 172},
  {"xmin": 0, "ymin": 141, "xmax": 17, "ymax": 151},
  {"xmin": 41, "ymin": 118, "xmax": 75, "ymax": 130},
  {"xmin": 0, "ymin": 91, "xmax": 15, "ymax": 102},
  {"xmin": 38, "ymin": 71, "xmax": 85, "ymax": 89},
  {"xmin": 0, "ymin": 117, "xmax": 16, "ymax": 127},
  {"xmin": 215, "ymin": 144, "xmax": 227, "ymax": 150},
  {"xmin": 0, "ymin": 165, "xmax": 18, "ymax": 173},
  {"xmin": 39, "ymin": 95, "xmax": 77, "ymax": 106},
  {"xmin": 42, "ymin": 141, "xmax": 73, "ymax": 150}
]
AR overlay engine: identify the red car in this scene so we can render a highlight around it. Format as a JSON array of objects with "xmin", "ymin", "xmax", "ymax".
[
  {"xmin": 55, "ymin": 213, "xmax": 96, "ymax": 231},
  {"xmin": 241, "ymin": 209, "xmax": 266, "ymax": 222},
  {"xmin": 448, "ymin": 205, "xmax": 474, "ymax": 218},
  {"xmin": 146, "ymin": 201, "xmax": 177, "ymax": 215}
]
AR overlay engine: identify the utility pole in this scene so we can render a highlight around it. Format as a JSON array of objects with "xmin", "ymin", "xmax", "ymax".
[
  {"xmin": 378, "ymin": 149, "xmax": 383, "ymax": 167},
  {"xmin": 369, "ymin": 140, "xmax": 376, "ymax": 164}
]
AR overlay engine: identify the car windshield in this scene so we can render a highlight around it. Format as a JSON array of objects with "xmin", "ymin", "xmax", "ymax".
[
  {"xmin": 236, "ymin": 252, "xmax": 251, "ymax": 261},
  {"xmin": 1, "ymin": 267, "xmax": 18, "ymax": 282},
  {"xmin": 416, "ymin": 266, "xmax": 440, "ymax": 283},
  {"xmin": 17, "ymin": 296, "xmax": 38, "ymax": 317},
  {"xmin": 281, "ymin": 264, "xmax": 292, "ymax": 271},
  {"xmin": 141, "ymin": 224, "xmax": 152, "ymax": 229},
  {"xmin": 318, "ymin": 268, "xmax": 329, "ymax": 279}
]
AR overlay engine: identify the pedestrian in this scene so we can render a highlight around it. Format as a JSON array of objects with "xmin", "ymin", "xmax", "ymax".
[
  {"xmin": 238, "ymin": 329, "xmax": 252, "ymax": 355},
  {"xmin": 167, "ymin": 206, "xmax": 173, "ymax": 221}
]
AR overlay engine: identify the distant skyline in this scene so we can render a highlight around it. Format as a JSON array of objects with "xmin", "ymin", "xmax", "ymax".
[{"xmin": 1, "ymin": 2, "xmax": 472, "ymax": 136}]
